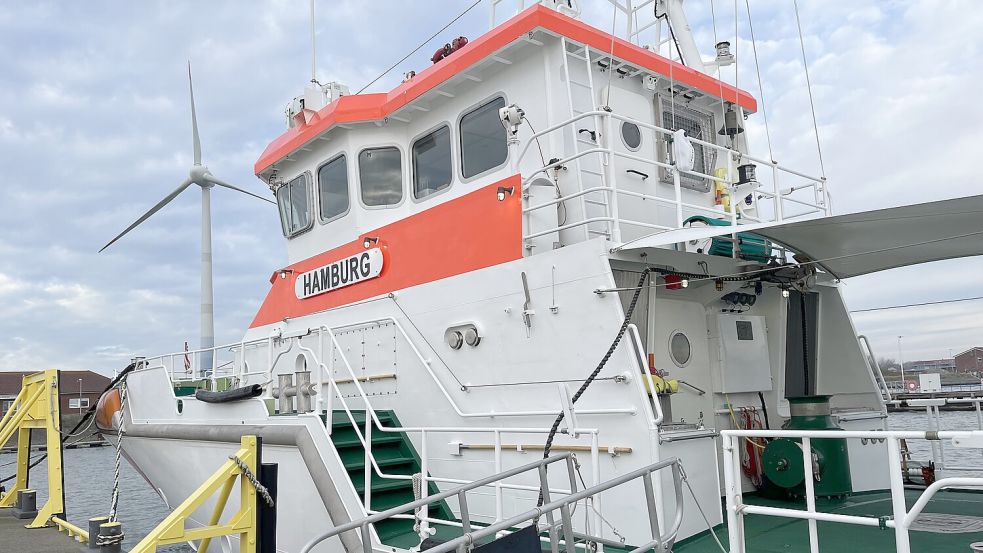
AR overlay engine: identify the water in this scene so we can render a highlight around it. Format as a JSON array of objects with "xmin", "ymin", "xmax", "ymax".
[
  {"xmin": 0, "ymin": 411, "xmax": 979, "ymax": 551},
  {"xmin": 887, "ymin": 409, "xmax": 983, "ymax": 472},
  {"xmin": 0, "ymin": 446, "xmax": 191, "ymax": 552}
]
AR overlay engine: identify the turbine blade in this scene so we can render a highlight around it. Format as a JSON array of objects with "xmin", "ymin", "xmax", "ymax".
[
  {"xmin": 188, "ymin": 61, "xmax": 202, "ymax": 165},
  {"xmin": 205, "ymin": 174, "xmax": 276, "ymax": 205},
  {"xmin": 99, "ymin": 179, "xmax": 194, "ymax": 252}
]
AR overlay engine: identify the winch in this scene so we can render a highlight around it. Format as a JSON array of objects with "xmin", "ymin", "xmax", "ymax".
[{"xmin": 762, "ymin": 395, "xmax": 853, "ymax": 498}]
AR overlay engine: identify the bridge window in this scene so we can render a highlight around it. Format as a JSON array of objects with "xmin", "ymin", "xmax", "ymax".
[
  {"xmin": 318, "ymin": 154, "xmax": 349, "ymax": 222},
  {"xmin": 460, "ymin": 96, "xmax": 508, "ymax": 179},
  {"xmin": 359, "ymin": 147, "xmax": 403, "ymax": 207},
  {"xmin": 276, "ymin": 173, "xmax": 312, "ymax": 237},
  {"xmin": 413, "ymin": 125, "xmax": 452, "ymax": 199}
]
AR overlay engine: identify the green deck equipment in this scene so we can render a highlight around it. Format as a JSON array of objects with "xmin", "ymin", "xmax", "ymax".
[
  {"xmin": 762, "ymin": 396, "xmax": 852, "ymax": 498},
  {"xmin": 683, "ymin": 215, "xmax": 773, "ymax": 263}
]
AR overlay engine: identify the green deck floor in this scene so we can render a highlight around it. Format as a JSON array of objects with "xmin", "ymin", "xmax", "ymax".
[{"xmin": 675, "ymin": 489, "xmax": 983, "ymax": 553}]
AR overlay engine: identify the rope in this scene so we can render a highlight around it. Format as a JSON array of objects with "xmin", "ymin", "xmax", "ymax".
[
  {"xmin": 95, "ymin": 530, "xmax": 125, "ymax": 547},
  {"xmin": 355, "ymin": 0, "xmax": 482, "ymax": 94},
  {"xmin": 792, "ymin": 0, "xmax": 827, "ymax": 178},
  {"xmin": 411, "ymin": 472, "xmax": 423, "ymax": 533},
  {"xmin": 108, "ymin": 382, "xmax": 127, "ymax": 522},
  {"xmin": 229, "ymin": 454, "xmax": 275, "ymax": 508},
  {"xmin": 538, "ymin": 268, "xmax": 651, "ymax": 507}
]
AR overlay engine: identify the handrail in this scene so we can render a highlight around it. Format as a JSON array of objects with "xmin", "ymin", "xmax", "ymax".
[
  {"xmin": 721, "ymin": 428, "xmax": 983, "ymax": 553},
  {"xmin": 858, "ymin": 334, "xmax": 892, "ymax": 403},
  {"xmin": 301, "ymin": 454, "xmax": 686, "ymax": 553},
  {"xmin": 515, "ymin": 108, "xmax": 830, "ymax": 246}
]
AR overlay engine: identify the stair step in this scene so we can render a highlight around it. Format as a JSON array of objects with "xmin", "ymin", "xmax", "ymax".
[
  {"xmin": 328, "ymin": 410, "xmax": 396, "ymax": 427},
  {"xmin": 332, "ymin": 434, "xmax": 404, "ymax": 449},
  {"xmin": 354, "ymin": 477, "xmax": 415, "ymax": 495},
  {"xmin": 343, "ymin": 455, "xmax": 417, "ymax": 472}
]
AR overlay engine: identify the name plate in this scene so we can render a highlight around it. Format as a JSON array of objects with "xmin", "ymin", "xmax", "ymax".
[{"xmin": 295, "ymin": 248, "xmax": 384, "ymax": 299}]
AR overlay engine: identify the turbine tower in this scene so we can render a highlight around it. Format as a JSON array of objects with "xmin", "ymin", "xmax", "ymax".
[{"xmin": 100, "ymin": 63, "xmax": 274, "ymax": 373}]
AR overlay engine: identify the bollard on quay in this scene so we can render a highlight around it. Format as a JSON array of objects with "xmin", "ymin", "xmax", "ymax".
[
  {"xmin": 97, "ymin": 521, "xmax": 124, "ymax": 553},
  {"xmin": 12, "ymin": 489, "xmax": 38, "ymax": 520}
]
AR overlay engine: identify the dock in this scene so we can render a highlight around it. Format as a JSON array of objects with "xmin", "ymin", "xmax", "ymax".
[
  {"xmin": 887, "ymin": 390, "xmax": 983, "ymax": 411},
  {"xmin": 0, "ymin": 512, "xmax": 84, "ymax": 553}
]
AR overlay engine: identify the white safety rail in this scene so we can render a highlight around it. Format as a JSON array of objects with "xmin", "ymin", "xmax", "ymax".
[
  {"xmin": 516, "ymin": 110, "xmax": 830, "ymax": 247},
  {"xmin": 721, "ymin": 428, "xmax": 983, "ymax": 553},
  {"xmin": 910, "ymin": 397, "xmax": 983, "ymax": 474},
  {"xmin": 146, "ymin": 317, "xmax": 667, "ymax": 550}
]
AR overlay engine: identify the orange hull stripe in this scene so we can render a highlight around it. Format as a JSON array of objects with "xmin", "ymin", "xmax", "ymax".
[
  {"xmin": 249, "ymin": 176, "xmax": 523, "ymax": 328},
  {"xmin": 254, "ymin": 5, "xmax": 756, "ymax": 174}
]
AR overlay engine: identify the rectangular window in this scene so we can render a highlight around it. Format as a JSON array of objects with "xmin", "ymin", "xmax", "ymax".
[
  {"xmin": 660, "ymin": 99, "xmax": 716, "ymax": 192},
  {"xmin": 413, "ymin": 126, "xmax": 452, "ymax": 199},
  {"xmin": 276, "ymin": 173, "xmax": 312, "ymax": 237},
  {"xmin": 359, "ymin": 147, "xmax": 403, "ymax": 207},
  {"xmin": 318, "ymin": 155, "xmax": 349, "ymax": 222},
  {"xmin": 69, "ymin": 398, "xmax": 89, "ymax": 408},
  {"xmin": 460, "ymin": 97, "xmax": 508, "ymax": 179}
]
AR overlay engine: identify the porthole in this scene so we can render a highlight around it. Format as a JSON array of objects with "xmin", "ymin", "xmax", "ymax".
[
  {"xmin": 621, "ymin": 121, "xmax": 642, "ymax": 151},
  {"xmin": 669, "ymin": 331, "xmax": 691, "ymax": 367}
]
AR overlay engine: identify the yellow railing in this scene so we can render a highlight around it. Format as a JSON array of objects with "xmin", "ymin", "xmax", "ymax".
[
  {"xmin": 0, "ymin": 369, "xmax": 65, "ymax": 528},
  {"xmin": 129, "ymin": 435, "xmax": 262, "ymax": 553}
]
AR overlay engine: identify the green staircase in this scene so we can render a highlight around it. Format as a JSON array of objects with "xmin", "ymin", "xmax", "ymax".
[{"xmin": 327, "ymin": 410, "xmax": 456, "ymax": 548}]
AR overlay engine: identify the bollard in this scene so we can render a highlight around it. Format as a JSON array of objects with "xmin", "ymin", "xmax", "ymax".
[
  {"xmin": 97, "ymin": 521, "xmax": 123, "ymax": 553},
  {"xmin": 13, "ymin": 489, "xmax": 38, "ymax": 519},
  {"xmin": 83, "ymin": 516, "xmax": 109, "ymax": 551}
]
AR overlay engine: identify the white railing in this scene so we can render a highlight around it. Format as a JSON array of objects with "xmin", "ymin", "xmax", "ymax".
[
  {"xmin": 908, "ymin": 397, "xmax": 983, "ymax": 474},
  {"xmin": 145, "ymin": 315, "xmax": 666, "ymax": 549},
  {"xmin": 516, "ymin": 110, "xmax": 830, "ymax": 248},
  {"xmin": 721, "ymin": 428, "xmax": 983, "ymax": 553}
]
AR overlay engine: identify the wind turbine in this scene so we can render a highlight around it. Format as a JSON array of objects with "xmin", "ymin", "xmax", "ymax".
[{"xmin": 100, "ymin": 63, "xmax": 274, "ymax": 373}]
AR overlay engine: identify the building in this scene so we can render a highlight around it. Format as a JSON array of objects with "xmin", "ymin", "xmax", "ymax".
[
  {"xmin": 955, "ymin": 348, "xmax": 983, "ymax": 374},
  {"xmin": 908, "ymin": 358, "xmax": 956, "ymax": 373},
  {"xmin": 0, "ymin": 370, "xmax": 111, "ymax": 414}
]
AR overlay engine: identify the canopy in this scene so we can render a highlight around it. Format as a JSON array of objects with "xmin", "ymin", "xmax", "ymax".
[{"xmin": 614, "ymin": 195, "xmax": 983, "ymax": 279}]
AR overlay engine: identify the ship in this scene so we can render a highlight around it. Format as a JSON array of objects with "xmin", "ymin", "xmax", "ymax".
[{"xmin": 93, "ymin": 1, "xmax": 983, "ymax": 551}]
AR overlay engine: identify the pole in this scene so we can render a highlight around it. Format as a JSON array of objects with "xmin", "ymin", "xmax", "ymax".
[
  {"xmin": 897, "ymin": 336, "xmax": 905, "ymax": 392},
  {"xmin": 201, "ymin": 184, "xmax": 215, "ymax": 375}
]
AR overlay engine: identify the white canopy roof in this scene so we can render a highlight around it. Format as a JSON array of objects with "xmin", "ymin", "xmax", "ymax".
[{"xmin": 614, "ymin": 195, "xmax": 983, "ymax": 279}]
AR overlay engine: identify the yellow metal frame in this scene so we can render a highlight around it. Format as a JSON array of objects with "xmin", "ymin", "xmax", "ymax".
[
  {"xmin": 0, "ymin": 369, "xmax": 65, "ymax": 528},
  {"xmin": 129, "ymin": 435, "xmax": 260, "ymax": 553}
]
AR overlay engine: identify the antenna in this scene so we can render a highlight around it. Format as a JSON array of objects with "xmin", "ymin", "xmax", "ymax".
[{"xmin": 310, "ymin": 0, "xmax": 317, "ymax": 83}]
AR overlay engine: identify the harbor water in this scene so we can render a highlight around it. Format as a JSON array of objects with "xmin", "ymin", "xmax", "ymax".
[{"xmin": 0, "ymin": 411, "xmax": 979, "ymax": 550}]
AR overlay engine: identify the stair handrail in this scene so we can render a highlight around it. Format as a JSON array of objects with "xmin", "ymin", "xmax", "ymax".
[
  {"xmin": 858, "ymin": 334, "xmax": 892, "ymax": 403},
  {"xmin": 301, "ymin": 453, "xmax": 686, "ymax": 553}
]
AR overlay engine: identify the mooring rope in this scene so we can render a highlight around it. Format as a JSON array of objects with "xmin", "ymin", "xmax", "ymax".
[
  {"xmin": 108, "ymin": 382, "xmax": 127, "ymax": 522},
  {"xmin": 229, "ymin": 454, "xmax": 275, "ymax": 508}
]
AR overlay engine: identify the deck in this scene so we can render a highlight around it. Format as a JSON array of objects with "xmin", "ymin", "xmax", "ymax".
[{"xmin": 675, "ymin": 489, "xmax": 983, "ymax": 552}]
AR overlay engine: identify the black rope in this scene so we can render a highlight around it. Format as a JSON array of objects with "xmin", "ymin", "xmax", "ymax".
[
  {"xmin": 537, "ymin": 268, "xmax": 652, "ymax": 507},
  {"xmin": 757, "ymin": 391, "xmax": 771, "ymax": 430},
  {"xmin": 0, "ymin": 363, "xmax": 136, "ymax": 484}
]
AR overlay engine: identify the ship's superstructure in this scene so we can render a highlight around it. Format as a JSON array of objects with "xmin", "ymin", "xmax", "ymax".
[{"xmin": 96, "ymin": 2, "xmax": 983, "ymax": 552}]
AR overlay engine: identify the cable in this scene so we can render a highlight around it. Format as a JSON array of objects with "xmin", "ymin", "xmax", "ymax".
[
  {"xmin": 850, "ymin": 296, "xmax": 983, "ymax": 313},
  {"xmin": 537, "ymin": 268, "xmax": 652, "ymax": 507},
  {"xmin": 355, "ymin": 0, "xmax": 482, "ymax": 95},
  {"xmin": 792, "ymin": 0, "xmax": 826, "ymax": 178},
  {"xmin": 744, "ymin": 0, "xmax": 774, "ymax": 162}
]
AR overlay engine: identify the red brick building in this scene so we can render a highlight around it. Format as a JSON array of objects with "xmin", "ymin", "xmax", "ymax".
[
  {"xmin": 955, "ymin": 347, "xmax": 983, "ymax": 374},
  {"xmin": 0, "ymin": 370, "xmax": 111, "ymax": 414}
]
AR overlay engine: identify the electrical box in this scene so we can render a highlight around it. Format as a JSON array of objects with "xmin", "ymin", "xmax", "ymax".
[
  {"xmin": 918, "ymin": 373, "xmax": 942, "ymax": 393},
  {"xmin": 717, "ymin": 314, "xmax": 773, "ymax": 393}
]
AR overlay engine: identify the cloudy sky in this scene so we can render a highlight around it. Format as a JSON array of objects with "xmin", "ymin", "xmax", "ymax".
[{"xmin": 0, "ymin": 0, "xmax": 980, "ymax": 375}]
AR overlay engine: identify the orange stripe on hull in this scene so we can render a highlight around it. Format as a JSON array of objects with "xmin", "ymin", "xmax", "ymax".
[{"xmin": 250, "ymin": 176, "xmax": 523, "ymax": 328}]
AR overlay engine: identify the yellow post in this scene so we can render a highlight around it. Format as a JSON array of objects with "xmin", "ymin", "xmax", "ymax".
[
  {"xmin": 129, "ymin": 435, "xmax": 260, "ymax": 553},
  {"xmin": 0, "ymin": 369, "xmax": 65, "ymax": 528}
]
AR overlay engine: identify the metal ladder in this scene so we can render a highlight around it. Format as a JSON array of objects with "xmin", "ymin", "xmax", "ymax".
[{"xmin": 560, "ymin": 37, "xmax": 613, "ymax": 241}]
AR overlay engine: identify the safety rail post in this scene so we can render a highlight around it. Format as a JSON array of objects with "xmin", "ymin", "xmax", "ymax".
[
  {"xmin": 886, "ymin": 437, "xmax": 912, "ymax": 553},
  {"xmin": 603, "ymin": 112, "xmax": 622, "ymax": 242},
  {"xmin": 418, "ymin": 429, "xmax": 431, "ymax": 541},
  {"xmin": 130, "ymin": 435, "xmax": 264, "ymax": 553},
  {"xmin": 800, "ymin": 436, "xmax": 820, "ymax": 553},
  {"xmin": 0, "ymin": 369, "xmax": 65, "ymax": 529}
]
